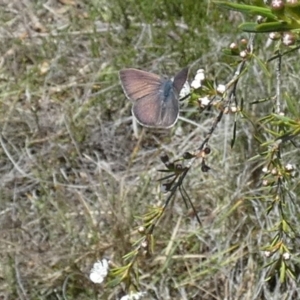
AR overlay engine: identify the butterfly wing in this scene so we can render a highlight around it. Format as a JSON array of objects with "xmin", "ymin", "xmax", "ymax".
[
  {"xmin": 119, "ymin": 68, "xmax": 162, "ymax": 101},
  {"xmin": 120, "ymin": 68, "xmax": 169, "ymax": 127},
  {"xmin": 119, "ymin": 67, "xmax": 188, "ymax": 128},
  {"xmin": 152, "ymin": 67, "xmax": 188, "ymax": 127},
  {"xmin": 132, "ymin": 93, "xmax": 166, "ymax": 127},
  {"xmin": 132, "ymin": 80, "xmax": 179, "ymax": 128},
  {"xmin": 172, "ymin": 67, "xmax": 189, "ymax": 94}
]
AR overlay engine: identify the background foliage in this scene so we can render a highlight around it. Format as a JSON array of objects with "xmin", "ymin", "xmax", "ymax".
[{"xmin": 1, "ymin": 0, "xmax": 300, "ymax": 299}]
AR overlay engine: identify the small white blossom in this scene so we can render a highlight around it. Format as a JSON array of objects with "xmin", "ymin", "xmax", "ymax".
[
  {"xmin": 271, "ymin": 0, "xmax": 284, "ymax": 9},
  {"xmin": 191, "ymin": 80, "xmax": 201, "ymax": 89},
  {"xmin": 240, "ymin": 50, "xmax": 247, "ymax": 58},
  {"xmin": 216, "ymin": 84, "xmax": 226, "ymax": 94},
  {"xmin": 269, "ymin": 32, "xmax": 280, "ymax": 41},
  {"xmin": 229, "ymin": 42, "xmax": 238, "ymax": 50},
  {"xmin": 282, "ymin": 32, "xmax": 295, "ymax": 46},
  {"xmin": 179, "ymin": 80, "xmax": 191, "ymax": 99},
  {"xmin": 283, "ymin": 252, "xmax": 291, "ymax": 260},
  {"xmin": 285, "ymin": 163, "xmax": 294, "ymax": 171},
  {"xmin": 264, "ymin": 251, "xmax": 271, "ymax": 257},
  {"xmin": 191, "ymin": 69, "xmax": 205, "ymax": 89},
  {"xmin": 89, "ymin": 259, "xmax": 109, "ymax": 284},
  {"xmin": 141, "ymin": 241, "xmax": 148, "ymax": 248},
  {"xmin": 262, "ymin": 179, "xmax": 269, "ymax": 186},
  {"xmin": 120, "ymin": 291, "xmax": 147, "ymax": 300},
  {"xmin": 195, "ymin": 69, "xmax": 205, "ymax": 81},
  {"xmin": 231, "ymin": 106, "xmax": 237, "ymax": 113},
  {"xmin": 199, "ymin": 96, "xmax": 210, "ymax": 107},
  {"xmin": 271, "ymin": 168, "xmax": 277, "ymax": 175},
  {"xmin": 262, "ymin": 167, "xmax": 269, "ymax": 173},
  {"xmin": 138, "ymin": 226, "xmax": 145, "ymax": 233}
]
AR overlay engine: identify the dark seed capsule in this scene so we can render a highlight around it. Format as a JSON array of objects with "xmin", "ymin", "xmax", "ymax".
[
  {"xmin": 201, "ymin": 165, "xmax": 210, "ymax": 172},
  {"xmin": 160, "ymin": 154, "xmax": 169, "ymax": 164},
  {"xmin": 204, "ymin": 147, "xmax": 211, "ymax": 155}
]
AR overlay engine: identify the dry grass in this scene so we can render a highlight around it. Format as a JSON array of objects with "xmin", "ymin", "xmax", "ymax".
[{"xmin": 1, "ymin": 0, "xmax": 300, "ymax": 299}]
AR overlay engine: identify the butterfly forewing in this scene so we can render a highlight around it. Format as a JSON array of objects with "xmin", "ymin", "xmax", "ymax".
[
  {"xmin": 172, "ymin": 67, "xmax": 189, "ymax": 94},
  {"xmin": 119, "ymin": 69, "xmax": 163, "ymax": 102}
]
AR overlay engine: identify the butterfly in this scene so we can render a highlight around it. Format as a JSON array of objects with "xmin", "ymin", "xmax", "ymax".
[{"xmin": 119, "ymin": 67, "xmax": 189, "ymax": 128}]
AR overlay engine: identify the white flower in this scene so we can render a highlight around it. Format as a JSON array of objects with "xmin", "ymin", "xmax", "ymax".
[
  {"xmin": 191, "ymin": 79, "xmax": 201, "ymax": 89},
  {"xmin": 262, "ymin": 167, "xmax": 269, "ymax": 173},
  {"xmin": 89, "ymin": 259, "xmax": 109, "ymax": 284},
  {"xmin": 179, "ymin": 80, "xmax": 191, "ymax": 99},
  {"xmin": 230, "ymin": 106, "xmax": 237, "ymax": 113},
  {"xmin": 195, "ymin": 69, "xmax": 205, "ymax": 81},
  {"xmin": 285, "ymin": 163, "xmax": 294, "ymax": 171},
  {"xmin": 216, "ymin": 84, "xmax": 226, "ymax": 94},
  {"xmin": 282, "ymin": 32, "xmax": 295, "ymax": 46},
  {"xmin": 191, "ymin": 69, "xmax": 205, "ymax": 89},
  {"xmin": 239, "ymin": 50, "xmax": 247, "ymax": 58},
  {"xmin": 283, "ymin": 252, "xmax": 291, "ymax": 260},
  {"xmin": 120, "ymin": 291, "xmax": 147, "ymax": 300},
  {"xmin": 199, "ymin": 96, "xmax": 210, "ymax": 107}
]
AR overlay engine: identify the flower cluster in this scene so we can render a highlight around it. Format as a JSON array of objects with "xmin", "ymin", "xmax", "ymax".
[{"xmin": 89, "ymin": 259, "xmax": 110, "ymax": 284}]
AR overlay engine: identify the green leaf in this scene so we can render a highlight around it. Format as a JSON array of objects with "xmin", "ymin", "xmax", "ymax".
[
  {"xmin": 271, "ymin": 233, "xmax": 280, "ymax": 246},
  {"xmin": 280, "ymin": 260, "xmax": 286, "ymax": 282},
  {"xmin": 253, "ymin": 54, "xmax": 271, "ymax": 77},
  {"xmin": 222, "ymin": 48, "xmax": 240, "ymax": 56},
  {"xmin": 286, "ymin": 268, "xmax": 296, "ymax": 280},
  {"xmin": 107, "ymin": 277, "xmax": 122, "ymax": 287},
  {"xmin": 214, "ymin": 1, "xmax": 277, "ymax": 20},
  {"xmin": 240, "ymin": 21, "xmax": 295, "ymax": 32},
  {"xmin": 256, "ymin": 21, "xmax": 298, "ymax": 31},
  {"xmin": 271, "ymin": 113, "xmax": 298, "ymax": 125},
  {"xmin": 252, "ymin": 0, "xmax": 266, "ymax": 7},
  {"xmin": 285, "ymin": 93, "xmax": 300, "ymax": 119},
  {"xmin": 285, "ymin": 3, "xmax": 300, "ymax": 21},
  {"xmin": 281, "ymin": 219, "xmax": 289, "ymax": 233}
]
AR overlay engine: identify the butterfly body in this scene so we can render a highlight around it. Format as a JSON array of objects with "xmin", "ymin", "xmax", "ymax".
[{"xmin": 119, "ymin": 67, "xmax": 188, "ymax": 128}]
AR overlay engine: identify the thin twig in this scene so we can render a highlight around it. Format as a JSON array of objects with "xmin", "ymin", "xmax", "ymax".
[{"xmin": 275, "ymin": 52, "xmax": 282, "ymax": 114}]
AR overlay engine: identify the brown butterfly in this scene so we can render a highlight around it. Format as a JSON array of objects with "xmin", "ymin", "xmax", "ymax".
[{"xmin": 119, "ymin": 67, "xmax": 189, "ymax": 128}]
